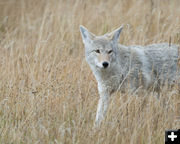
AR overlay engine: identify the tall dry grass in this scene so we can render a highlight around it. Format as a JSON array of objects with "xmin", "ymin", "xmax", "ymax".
[{"xmin": 0, "ymin": 0, "xmax": 179, "ymax": 143}]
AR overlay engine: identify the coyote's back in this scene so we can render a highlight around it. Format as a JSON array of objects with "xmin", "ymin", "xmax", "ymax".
[{"xmin": 144, "ymin": 43, "xmax": 179, "ymax": 88}]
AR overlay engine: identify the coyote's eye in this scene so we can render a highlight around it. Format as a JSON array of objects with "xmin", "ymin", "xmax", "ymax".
[
  {"xmin": 95, "ymin": 49, "xmax": 100, "ymax": 53},
  {"xmin": 108, "ymin": 50, "xmax": 113, "ymax": 54}
]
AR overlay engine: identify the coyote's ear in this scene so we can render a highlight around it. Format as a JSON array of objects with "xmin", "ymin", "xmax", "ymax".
[
  {"xmin": 79, "ymin": 25, "xmax": 95, "ymax": 44},
  {"xmin": 106, "ymin": 26, "xmax": 123, "ymax": 42}
]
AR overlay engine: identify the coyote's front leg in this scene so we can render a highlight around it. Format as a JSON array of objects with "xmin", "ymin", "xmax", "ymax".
[{"xmin": 95, "ymin": 90, "xmax": 110, "ymax": 126}]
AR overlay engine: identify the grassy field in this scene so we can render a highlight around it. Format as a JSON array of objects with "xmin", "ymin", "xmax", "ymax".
[{"xmin": 0, "ymin": 0, "xmax": 180, "ymax": 143}]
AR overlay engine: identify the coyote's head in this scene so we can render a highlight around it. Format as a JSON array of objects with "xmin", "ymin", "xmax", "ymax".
[{"xmin": 80, "ymin": 25, "xmax": 123, "ymax": 70}]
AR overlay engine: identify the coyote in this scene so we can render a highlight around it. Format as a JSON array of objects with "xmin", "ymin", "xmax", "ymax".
[{"xmin": 79, "ymin": 25, "xmax": 180, "ymax": 125}]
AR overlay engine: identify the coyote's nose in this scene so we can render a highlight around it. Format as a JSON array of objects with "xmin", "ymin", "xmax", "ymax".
[{"xmin": 102, "ymin": 62, "xmax": 109, "ymax": 68}]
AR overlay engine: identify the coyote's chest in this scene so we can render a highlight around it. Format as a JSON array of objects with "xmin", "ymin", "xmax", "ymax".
[{"xmin": 95, "ymin": 70, "xmax": 125, "ymax": 93}]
